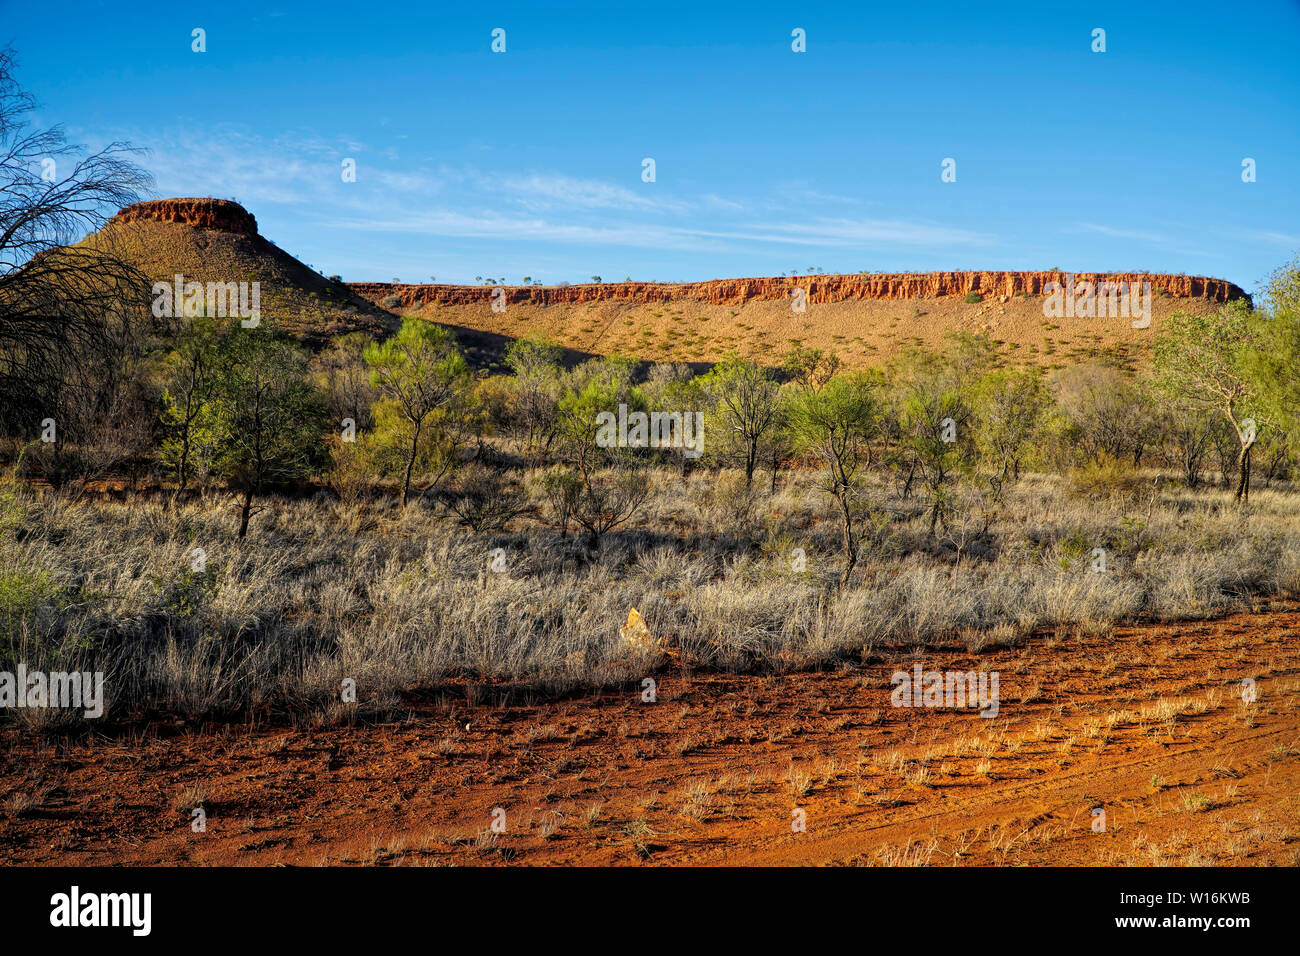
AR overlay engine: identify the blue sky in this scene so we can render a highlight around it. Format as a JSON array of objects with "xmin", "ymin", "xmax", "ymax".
[{"xmin": 6, "ymin": 0, "xmax": 1299, "ymax": 291}]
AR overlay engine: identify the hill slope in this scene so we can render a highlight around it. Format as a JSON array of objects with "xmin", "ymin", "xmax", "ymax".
[
  {"xmin": 71, "ymin": 197, "xmax": 1247, "ymax": 371},
  {"xmin": 79, "ymin": 198, "xmax": 395, "ymax": 342},
  {"xmin": 351, "ymin": 272, "xmax": 1245, "ymax": 370}
]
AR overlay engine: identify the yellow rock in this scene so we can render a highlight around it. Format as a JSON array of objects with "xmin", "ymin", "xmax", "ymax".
[{"xmin": 620, "ymin": 607, "xmax": 653, "ymax": 648}]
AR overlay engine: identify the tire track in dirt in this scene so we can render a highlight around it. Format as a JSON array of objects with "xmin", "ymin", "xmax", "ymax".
[
  {"xmin": 680, "ymin": 686, "xmax": 1298, "ymax": 866},
  {"xmin": 2, "ymin": 606, "xmax": 1297, "ymax": 866}
]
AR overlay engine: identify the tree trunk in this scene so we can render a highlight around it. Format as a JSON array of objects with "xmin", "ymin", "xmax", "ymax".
[
  {"xmin": 238, "ymin": 486, "xmax": 254, "ymax": 538},
  {"xmin": 900, "ymin": 463, "xmax": 916, "ymax": 500},
  {"xmin": 402, "ymin": 420, "xmax": 421, "ymax": 506},
  {"xmin": 1235, "ymin": 443, "xmax": 1252, "ymax": 503},
  {"xmin": 836, "ymin": 489, "xmax": 857, "ymax": 588}
]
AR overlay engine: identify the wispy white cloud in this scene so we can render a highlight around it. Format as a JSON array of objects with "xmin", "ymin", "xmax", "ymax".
[
  {"xmin": 1076, "ymin": 223, "xmax": 1170, "ymax": 244},
  {"xmin": 92, "ymin": 126, "xmax": 996, "ymax": 266},
  {"xmin": 129, "ymin": 127, "xmax": 348, "ymax": 206},
  {"xmin": 325, "ymin": 210, "xmax": 990, "ymax": 253},
  {"xmin": 1072, "ymin": 222, "xmax": 1217, "ymax": 259},
  {"xmin": 490, "ymin": 172, "xmax": 681, "ymax": 212},
  {"xmin": 1232, "ymin": 229, "xmax": 1300, "ymax": 247},
  {"xmin": 698, "ymin": 193, "xmax": 745, "ymax": 211},
  {"xmin": 704, "ymin": 217, "xmax": 990, "ymax": 247},
  {"xmin": 768, "ymin": 182, "xmax": 873, "ymax": 208},
  {"xmin": 320, "ymin": 210, "xmax": 729, "ymax": 251},
  {"xmin": 373, "ymin": 170, "xmax": 444, "ymax": 195}
]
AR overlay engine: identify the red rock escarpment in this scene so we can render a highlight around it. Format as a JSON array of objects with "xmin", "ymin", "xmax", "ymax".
[
  {"xmin": 110, "ymin": 198, "xmax": 259, "ymax": 236},
  {"xmin": 350, "ymin": 271, "xmax": 1247, "ymax": 310}
]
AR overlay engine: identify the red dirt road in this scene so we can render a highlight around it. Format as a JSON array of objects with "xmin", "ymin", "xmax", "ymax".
[{"xmin": 4, "ymin": 606, "xmax": 1298, "ymax": 866}]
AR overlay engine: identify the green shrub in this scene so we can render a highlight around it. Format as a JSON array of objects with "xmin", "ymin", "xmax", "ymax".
[
  {"xmin": 1068, "ymin": 453, "xmax": 1147, "ymax": 499},
  {"xmin": 0, "ymin": 566, "xmax": 61, "ymax": 639}
]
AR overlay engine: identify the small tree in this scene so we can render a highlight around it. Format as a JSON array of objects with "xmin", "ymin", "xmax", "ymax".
[
  {"xmin": 555, "ymin": 371, "xmax": 650, "ymax": 547},
  {"xmin": 555, "ymin": 359, "xmax": 640, "ymax": 477},
  {"xmin": 209, "ymin": 324, "xmax": 324, "ymax": 538},
  {"xmin": 364, "ymin": 318, "xmax": 472, "ymax": 505},
  {"xmin": 972, "ymin": 367, "xmax": 1048, "ymax": 497},
  {"xmin": 1155, "ymin": 303, "xmax": 1260, "ymax": 501},
  {"xmin": 789, "ymin": 373, "xmax": 883, "ymax": 587},
  {"xmin": 312, "ymin": 331, "xmax": 376, "ymax": 432},
  {"xmin": 1253, "ymin": 430, "xmax": 1293, "ymax": 487},
  {"xmin": 1157, "ymin": 403, "xmax": 1217, "ymax": 489},
  {"xmin": 534, "ymin": 465, "xmax": 582, "ymax": 538},
  {"xmin": 897, "ymin": 372, "xmax": 974, "ymax": 536},
  {"xmin": 759, "ymin": 386, "xmax": 797, "ymax": 493},
  {"xmin": 782, "ymin": 345, "xmax": 841, "ymax": 391},
  {"xmin": 1055, "ymin": 363, "xmax": 1158, "ymax": 467},
  {"xmin": 570, "ymin": 466, "xmax": 650, "ymax": 548},
  {"xmin": 702, "ymin": 355, "xmax": 780, "ymax": 490},
  {"xmin": 1245, "ymin": 256, "xmax": 1300, "ymax": 453},
  {"xmin": 159, "ymin": 315, "xmax": 221, "ymax": 493},
  {"xmin": 643, "ymin": 362, "xmax": 705, "ymax": 475},
  {"xmin": 504, "ymin": 332, "xmax": 565, "ymax": 464},
  {"xmin": 437, "ymin": 462, "xmax": 530, "ymax": 533}
]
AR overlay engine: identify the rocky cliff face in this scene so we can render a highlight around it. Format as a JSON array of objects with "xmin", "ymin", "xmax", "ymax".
[
  {"xmin": 110, "ymin": 198, "xmax": 259, "ymax": 236},
  {"xmin": 350, "ymin": 271, "xmax": 1247, "ymax": 310}
]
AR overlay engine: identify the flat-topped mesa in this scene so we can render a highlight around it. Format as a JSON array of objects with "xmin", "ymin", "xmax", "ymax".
[
  {"xmin": 110, "ymin": 198, "xmax": 258, "ymax": 236},
  {"xmin": 350, "ymin": 271, "xmax": 1248, "ymax": 310}
]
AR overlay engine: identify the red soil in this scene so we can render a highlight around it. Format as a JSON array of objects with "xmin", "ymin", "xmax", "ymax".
[{"xmin": 3, "ymin": 606, "xmax": 1297, "ymax": 866}]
